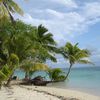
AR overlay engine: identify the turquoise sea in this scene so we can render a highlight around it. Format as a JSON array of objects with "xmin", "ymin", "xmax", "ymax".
[{"xmin": 14, "ymin": 67, "xmax": 100, "ymax": 96}]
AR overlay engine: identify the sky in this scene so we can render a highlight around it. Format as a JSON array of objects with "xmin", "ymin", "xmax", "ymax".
[{"xmin": 15, "ymin": 0, "xmax": 100, "ymax": 68}]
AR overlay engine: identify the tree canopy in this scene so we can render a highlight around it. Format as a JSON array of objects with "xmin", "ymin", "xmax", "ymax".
[{"xmin": 61, "ymin": 42, "xmax": 92, "ymax": 79}]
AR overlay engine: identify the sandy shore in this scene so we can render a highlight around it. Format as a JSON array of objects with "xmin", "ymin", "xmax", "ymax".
[{"xmin": 0, "ymin": 85, "xmax": 100, "ymax": 100}]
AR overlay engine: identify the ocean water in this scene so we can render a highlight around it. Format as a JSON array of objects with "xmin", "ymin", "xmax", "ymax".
[
  {"xmin": 14, "ymin": 67, "xmax": 100, "ymax": 96},
  {"xmin": 48, "ymin": 67, "xmax": 100, "ymax": 96}
]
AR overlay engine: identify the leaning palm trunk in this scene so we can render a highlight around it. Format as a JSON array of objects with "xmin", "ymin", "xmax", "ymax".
[
  {"xmin": 25, "ymin": 72, "xmax": 29, "ymax": 79},
  {"xmin": 6, "ymin": 73, "xmax": 13, "ymax": 86},
  {"xmin": 6, "ymin": 68, "xmax": 16, "ymax": 86},
  {"xmin": 0, "ymin": 82, "xmax": 2, "ymax": 89},
  {"xmin": 3, "ymin": 2, "xmax": 15, "ymax": 24},
  {"xmin": 64, "ymin": 63, "xmax": 73, "ymax": 80}
]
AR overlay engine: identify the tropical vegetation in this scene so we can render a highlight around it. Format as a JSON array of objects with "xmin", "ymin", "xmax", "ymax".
[
  {"xmin": 0, "ymin": 0, "xmax": 23, "ymax": 23},
  {"xmin": 60, "ymin": 42, "xmax": 92, "ymax": 79},
  {"xmin": 0, "ymin": 19, "xmax": 60, "ymax": 86},
  {"xmin": 48, "ymin": 68, "xmax": 66, "ymax": 81},
  {"xmin": 0, "ymin": 1, "xmax": 93, "ymax": 88}
]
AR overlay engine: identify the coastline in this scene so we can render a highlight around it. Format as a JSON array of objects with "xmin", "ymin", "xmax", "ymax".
[
  {"xmin": 14, "ymin": 67, "xmax": 100, "ymax": 96},
  {"xmin": 47, "ymin": 83, "xmax": 100, "ymax": 96},
  {"xmin": 0, "ymin": 85, "xmax": 100, "ymax": 100}
]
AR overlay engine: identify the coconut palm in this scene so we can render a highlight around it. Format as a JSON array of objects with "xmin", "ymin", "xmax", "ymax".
[
  {"xmin": 0, "ymin": 64, "xmax": 11, "ymax": 88},
  {"xmin": 29, "ymin": 24, "xmax": 59, "ymax": 62},
  {"xmin": 0, "ymin": 23, "xmax": 10, "ymax": 67},
  {"xmin": 20, "ymin": 60, "xmax": 49, "ymax": 79},
  {"xmin": 36, "ymin": 25, "xmax": 56, "ymax": 45},
  {"xmin": 0, "ymin": 20, "xmax": 59, "ymax": 85},
  {"xmin": 48, "ymin": 68, "xmax": 66, "ymax": 81},
  {"xmin": 0, "ymin": 0, "xmax": 23, "ymax": 23},
  {"xmin": 0, "ymin": 20, "xmax": 38, "ymax": 86},
  {"xmin": 6, "ymin": 53, "xmax": 19, "ymax": 86},
  {"xmin": 1, "ymin": 20, "xmax": 34, "ymax": 62},
  {"xmin": 35, "ymin": 25, "xmax": 57, "ymax": 52},
  {"xmin": 61, "ymin": 42, "xmax": 92, "ymax": 79}
]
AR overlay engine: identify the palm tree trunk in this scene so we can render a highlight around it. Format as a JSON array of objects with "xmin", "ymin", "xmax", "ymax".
[
  {"xmin": 64, "ymin": 63, "xmax": 73, "ymax": 80},
  {"xmin": 0, "ymin": 82, "xmax": 2, "ymax": 89},
  {"xmin": 47, "ymin": 64, "xmax": 73, "ymax": 82},
  {"xmin": 6, "ymin": 73, "xmax": 13, "ymax": 86},
  {"xmin": 3, "ymin": 2, "xmax": 15, "ymax": 24},
  {"xmin": 25, "ymin": 72, "xmax": 29, "ymax": 80}
]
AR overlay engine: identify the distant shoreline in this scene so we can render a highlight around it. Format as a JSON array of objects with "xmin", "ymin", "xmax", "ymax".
[{"xmin": 14, "ymin": 67, "xmax": 100, "ymax": 97}]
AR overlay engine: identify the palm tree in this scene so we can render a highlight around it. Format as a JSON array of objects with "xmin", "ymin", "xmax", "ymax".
[
  {"xmin": 0, "ymin": 20, "xmax": 35, "ymax": 85},
  {"xmin": 36, "ymin": 25, "xmax": 56, "ymax": 45},
  {"xmin": 20, "ymin": 60, "xmax": 49, "ymax": 79},
  {"xmin": 2, "ymin": 20, "xmax": 34, "ymax": 62},
  {"xmin": 0, "ymin": 0, "xmax": 23, "ymax": 23},
  {"xmin": 6, "ymin": 53, "xmax": 19, "ymax": 86},
  {"xmin": 0, "ymin": 24, "xmax": 10, "ymax": 67},
  {"xmin": 0, "ymin": 64, "xmax": 11, "ymax": 88},
  {"xmin": 0, "ymin": 20, "xmax": 60, "ymax": 85},
  {"xmin": 48, "ymin": 68, "xmax": 65, "ymax": 81},
  {"xmin": 30, "ymin": 24, "xmax": 59, "ymax": 62},
  {"xmin": 61, "ymin": 42, "xmax": 92, "ymax": 79}
]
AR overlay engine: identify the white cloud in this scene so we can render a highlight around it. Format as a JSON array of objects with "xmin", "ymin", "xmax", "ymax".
[
  {"xmin": 15, "ymin": 0, "xmax": 100, "ymax": 46},
  {"xmin": 45, "ymin": 9, "xmax": 64, "ymax": 19},
  {"xmin": 83, "ymin": 2, "xmax": 100, "ymax": 19},
  {"xmin": 17, "ymin": 11, "xmax": 85, "ymax": 42},
  {"xmin": 50, "ymin": 0, "xmax": 78, "ymax": 8}
]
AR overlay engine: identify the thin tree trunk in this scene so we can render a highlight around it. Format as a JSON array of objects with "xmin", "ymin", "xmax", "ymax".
[
  {"xmin": 64, "ymin": 63, "xmax": 73, "ymax": 80},
  {"xmin": 3, "ymin": 2, "xmax": 15, "ymax": 24},
  {"xmin": 25, "ymin": 72, "xmax": 29, "ymax": 80},
  {"xmin": 6, "ymin": 73, "xmax": 13, "ymax": 86},
  {"xmin": 0, "ymin": 82, "xmax": 2, "ymax": 89}
]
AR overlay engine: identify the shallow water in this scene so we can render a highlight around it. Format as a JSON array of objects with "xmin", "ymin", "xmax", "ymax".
[
  {"xmin": 48, "ymin": 67, "xmax": 100, "ymax": 96},
  {"xmin": 14, "ymin": 67, "xmax": 100, "ymax": 96}
]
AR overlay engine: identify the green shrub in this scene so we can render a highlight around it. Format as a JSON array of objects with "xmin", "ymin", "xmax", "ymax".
[{"xmin": 48, "ymin": 68, "xmax": 66, "ymax": 81}]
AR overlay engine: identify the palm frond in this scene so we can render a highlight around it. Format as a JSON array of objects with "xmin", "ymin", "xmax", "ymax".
[
  {"xmin": 38, "ymin": 24, "xmax": 48, "ymax": 37},
  {"xmin": 8, "ymin": 0, "xmax": 23, "ymax": 15},
  {"xmin": 77, "ymin": 60, "xmax": 94, "ymax": 65}
]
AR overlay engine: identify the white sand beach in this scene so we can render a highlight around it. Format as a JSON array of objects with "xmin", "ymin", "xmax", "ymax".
[
  {"xmin": 0, "ymin": 85, "xmax": 100, "ymax": 100},
  {"xmin": 0, "ymin": 86, "xmax": 60, "ymax": 100}
]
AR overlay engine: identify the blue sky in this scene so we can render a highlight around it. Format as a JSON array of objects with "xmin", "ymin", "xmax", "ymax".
[{"xmin": 15, "ymin": 0, "xmax": 100, "ymax": 68}]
